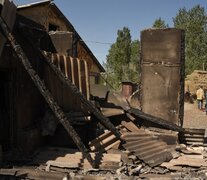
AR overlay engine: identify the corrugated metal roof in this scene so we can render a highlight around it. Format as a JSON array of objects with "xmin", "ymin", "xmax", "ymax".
[{"xmin": 122, "ymin": 131, "xmax": 174, "ymax": 167}]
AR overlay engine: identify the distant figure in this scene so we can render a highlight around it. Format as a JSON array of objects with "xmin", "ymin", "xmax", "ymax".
[{"xmin": 196, "ymin": 86, "xmax": 204, "ymax": 110}]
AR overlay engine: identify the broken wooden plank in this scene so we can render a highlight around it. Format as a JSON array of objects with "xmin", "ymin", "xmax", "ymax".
[
  {"xmin": 180, "ymin": 137, "xmax": 204, "ymax": 142},
  {"xmin": 183, "ymin": 128, "xmax": 205, "ymax": 134},
  {"xmin": 100, "ymin": 107, "xmax": 124, "ymax": 117},
  {"xmin": 121, "ymin": 121, "xmax": 141, "ymax": 132},
  {"xmin": 163, "ymin": 156, "xmax": 207, "ymax": 167},
  {"xmin": 181, "ymin": 154, "xmax": 203, "ymax": 159},
  {"xmin": 128, "ymin": 108, "xmax": 183, "ymax": 132},
  {"xmin": 160, "ymin": 162, "xmax": 183, "ymax": 171}
]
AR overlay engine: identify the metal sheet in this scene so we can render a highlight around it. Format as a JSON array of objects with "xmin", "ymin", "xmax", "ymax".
[{"xmin": 123, "ymin": 130, "xmax": 174, "ymax": 167}]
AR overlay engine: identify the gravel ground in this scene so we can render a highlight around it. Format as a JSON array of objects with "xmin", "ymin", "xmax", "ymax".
[{"xmin": 183, "ymin": 102, "xmax": 207, "ymax": 129}]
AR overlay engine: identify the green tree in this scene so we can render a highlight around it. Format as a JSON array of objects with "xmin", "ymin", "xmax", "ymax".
[
  {"xmin": 173, "ymin": 5, "xmax": 207, "ymax": 75},
  {"xmin": 105, "ymin": 27, "xmax": 140, "ymax": 90},
  {"xmin": 130, "ymin": 40, "xmax": 140, "ymax": 83},
  {"xmin": 153, "ymin": 17, "xmax": 168, "ymax": 28}
]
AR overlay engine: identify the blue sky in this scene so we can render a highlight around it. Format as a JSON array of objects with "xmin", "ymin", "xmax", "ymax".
[{"xmin": 14, "ymin": 0, "xmax": 207, "ymax": 64}]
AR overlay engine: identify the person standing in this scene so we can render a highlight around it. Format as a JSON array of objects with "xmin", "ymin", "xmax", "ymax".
[
  {"xmin": 196, "ymin": 86, "xmax": 204, "ymax": 110},
  {"xmin": 205, "ymin": 91, "xmax": 207, "ymax": 115}
]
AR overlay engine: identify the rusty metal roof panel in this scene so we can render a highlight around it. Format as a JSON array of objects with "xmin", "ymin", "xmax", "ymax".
[{"xmin": 123, "ymin": 130, "xmax": 174, "ymax": 167}]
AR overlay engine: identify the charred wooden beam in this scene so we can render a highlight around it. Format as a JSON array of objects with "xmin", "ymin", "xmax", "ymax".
[
  {"xmin": 0, "ymin": 17, "xmax": 96, "ymax": 168},
  {"xmin": 128, "ymin": 108, "xmax": 183, "ymax": 132}
]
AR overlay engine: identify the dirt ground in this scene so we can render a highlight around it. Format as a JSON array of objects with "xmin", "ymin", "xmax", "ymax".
[{"xmin": 183, "ymin": 102, "xmax": 207, "ymax": 129}]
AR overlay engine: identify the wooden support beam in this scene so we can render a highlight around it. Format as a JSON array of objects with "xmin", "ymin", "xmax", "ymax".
[{"xmin": 128, "ymin": 108, "xmax": 183, "ymax": 132}]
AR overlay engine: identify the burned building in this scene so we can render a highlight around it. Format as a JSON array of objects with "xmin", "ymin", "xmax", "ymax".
[
  {"xmin": 17, "ymin": 0, "xmax": 105, "ymax": 85},
  {"xmin": 3, "ymin": 1, "xmax": 207, "ymax": 179},
  {"xmin": 0, "ymin": 0, "xmax": 107, "ymax": 155}
]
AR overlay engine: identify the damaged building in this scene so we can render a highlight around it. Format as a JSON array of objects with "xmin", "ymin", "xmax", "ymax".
[
  {"xmin": 1, "ymin": 0, "xmax": 207, "ymax": 179},
  {"xmin": 0, "ymin": 0, "xmax": 106, "ymax": 155},
  {"xmin": 17, "ymin": 0, "xmax": 105, "ymax": 85}
]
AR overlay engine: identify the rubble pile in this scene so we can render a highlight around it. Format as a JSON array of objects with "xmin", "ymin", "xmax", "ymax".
[
  {"xmin": 0, "ymin": 1, "xmax": 206, "ymax": 179},
  {"xmin": 2, "ymin": 126, "xmax": 207, "ymax": 179}
]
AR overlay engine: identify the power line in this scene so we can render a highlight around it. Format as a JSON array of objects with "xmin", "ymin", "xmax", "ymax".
[{"xmin": 80, "ymin": 39, "xmax": 113, "ymax": 45}]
